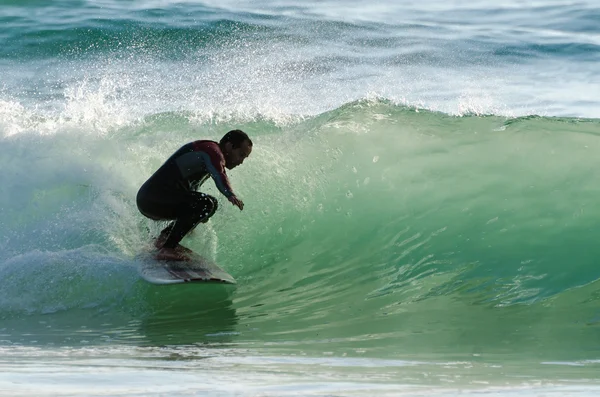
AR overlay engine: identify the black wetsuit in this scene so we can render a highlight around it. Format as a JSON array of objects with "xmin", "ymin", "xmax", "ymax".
[{"xmin": 136, "ymin": 140, "xmax": 235, "ymax": 249}]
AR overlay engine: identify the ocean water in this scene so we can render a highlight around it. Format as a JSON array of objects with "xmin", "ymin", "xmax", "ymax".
[{"xmin": 1, "ymin": 0, "xmax": 600, "ymax": 395}]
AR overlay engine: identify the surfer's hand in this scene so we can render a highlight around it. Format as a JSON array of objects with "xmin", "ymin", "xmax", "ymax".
[{"xmin": 228, "ymin": 195, "xmax": 244, "ymax": 210}]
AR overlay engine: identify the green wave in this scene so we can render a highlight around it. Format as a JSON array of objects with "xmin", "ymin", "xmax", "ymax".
[{"xmin": 1, "ymin": 100, "xmax": 600, "ymax": 359}]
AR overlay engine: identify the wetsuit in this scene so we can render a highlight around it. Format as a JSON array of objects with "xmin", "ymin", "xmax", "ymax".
[{"xmin": 136, "ymin": 140, "xmax": 234, "ymax": 249}]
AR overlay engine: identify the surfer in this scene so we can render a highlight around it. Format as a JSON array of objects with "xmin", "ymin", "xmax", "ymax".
[{"xmin": 136, "ymin": 129, "xmax": 252, "ymax": 261}]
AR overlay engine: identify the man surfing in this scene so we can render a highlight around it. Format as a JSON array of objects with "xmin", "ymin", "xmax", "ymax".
[{"xmin": 136, "ymin": 129, "xmax": 252, "ymax": 261}]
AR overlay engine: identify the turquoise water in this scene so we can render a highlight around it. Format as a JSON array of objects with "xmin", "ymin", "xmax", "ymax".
[{"xmin": 1, "ymin": 1, "xmax": 600, "ymax": 395}]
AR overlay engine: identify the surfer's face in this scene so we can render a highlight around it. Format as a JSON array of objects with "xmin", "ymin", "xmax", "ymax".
[{"xmin": 225, "ymin": 139, "xmax": 252, "ymax": 169}]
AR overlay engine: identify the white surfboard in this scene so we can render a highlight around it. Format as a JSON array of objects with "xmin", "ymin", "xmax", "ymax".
[{"xmin": 137, "ymin": 250, "xmax": 236, "ymax": 285}]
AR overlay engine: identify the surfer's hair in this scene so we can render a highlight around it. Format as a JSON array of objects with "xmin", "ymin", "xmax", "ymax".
[{"xmin": 221, "ymin": 129, "xmax": 252, "ymax": 148}]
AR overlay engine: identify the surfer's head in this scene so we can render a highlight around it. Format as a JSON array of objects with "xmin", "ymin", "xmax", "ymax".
[{"xmin": 220, "ymin": 129, "xmax": 253, "ymax": 170}]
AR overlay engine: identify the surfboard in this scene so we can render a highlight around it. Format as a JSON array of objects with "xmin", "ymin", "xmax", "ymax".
[{"xmin": 137, "ymin": 249, "xmax": 236, "ymax": 285}]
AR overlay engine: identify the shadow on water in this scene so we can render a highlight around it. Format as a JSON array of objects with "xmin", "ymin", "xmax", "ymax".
[
  {"xmin": 0, "ymin": 281, "xmax": 240, "ymax": 348},
  {"xmin": 135, "ymin": 282, "xmax": 240, "ymax": 346}
]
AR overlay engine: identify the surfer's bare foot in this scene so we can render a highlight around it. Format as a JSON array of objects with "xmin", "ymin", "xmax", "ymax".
[
  {"xmin": 153, "ymin": 235, "xmax": 192, "ymax": 255},
  {"xmin": 155, "ymin": 247, "xmax": 190, "ymax": 261},
  {"xmin": 175, "ymin": 244, "xmax": 193, "ymax": 254},
  {"xmin": 154, "ymin": 234, "xmax": 192, "ymax": 254},
  {"xmin": 154, "ymin": 233, "xmax": 168, "ymax": 249}
]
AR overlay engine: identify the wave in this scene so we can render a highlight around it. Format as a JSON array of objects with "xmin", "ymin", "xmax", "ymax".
[{"xmin": 1, "ymin": 99, "xmax": 599, "ymax": 355}]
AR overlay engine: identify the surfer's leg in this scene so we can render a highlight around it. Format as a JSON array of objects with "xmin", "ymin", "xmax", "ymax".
[
  {"xmin": 162, "ymin": 193, "xmax": 218, "ymax": 249},
  {"xmin": 137, "ymin": 184, "xmax": 181, "ymax": 220},
  {"xmin": 198, "ymin": 193, "xmax": 218, "ymax": 224},
  {"xmin": 154, "ymin": 222, "xmax": 174, "ymax": 248},
  {"xmin": 155, "ymin": 223, "xmax": 192, "ymax": 253}
]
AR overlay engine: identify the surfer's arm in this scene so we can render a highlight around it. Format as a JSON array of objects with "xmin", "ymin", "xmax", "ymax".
[
  {"xmin": 206, "ymin": 158, "xmax": 243, "ymax": 210},
  {"xmin": 198, "ymin": 147, "xmax": 235, "ymax": 198},
  {"xmin": 191, "ymin": 141, "xmax": 243, "ymax": 210}
]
